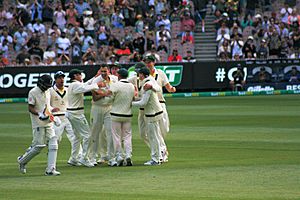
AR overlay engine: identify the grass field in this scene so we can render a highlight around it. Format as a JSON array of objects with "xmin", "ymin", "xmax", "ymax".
[{"xmin": 0, "ymin": 95, "xmax": 300, "ymax": 200}]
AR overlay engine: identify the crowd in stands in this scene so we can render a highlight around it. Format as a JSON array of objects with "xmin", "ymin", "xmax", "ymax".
[
  {"xmin": 213, "ymin": 0, "xmax": 300, "ymax": 61},
  {"xmin": 0, "ymin": 0, "xmax": 203, "ymax": 67}
]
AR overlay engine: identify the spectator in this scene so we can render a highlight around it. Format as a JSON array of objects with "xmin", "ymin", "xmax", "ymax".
[
  {"xmin": 144, "ymin": 45, "xmax": 160, "ymax": 62},
  {"xmin": 31, "ymin": 55, "xmax": 43, "ymax": 65},
  {"xmin": 30, "ymin": 0, "xmax": 43, "ymax": 21},
  {"xmin": 287, "ymin": 8, "xmax": 300, "ymax": 27},
  {"xmin": 0, "ymin": 39, "xmax": 9, "ymax": 58},
  {"xmin": 96, "ymin": 20, "xmax": 109, "ymax": 47},
  {"xmin": 111, "ymin": 7, "xmax": 124, "ymax": 28},
  {"xmin": 16, "ymin": 46, "xmax": 30, "ymax": 65},
  {"xmin": 279, "ymin": 37, "xmax": 289, "ymax": 58},
  {"xmin": 70, "ymin": 22, "xmax": 84, "ymax": 37},
  {"xmin": 229, "ymin": 66, "xmax": 246, "ymax": 91},
  {"xmin": 27, "ymin": 32, "xmax": 40, "ymax": 49},
  {"xmin": 42, "ymin": 0, "xmax": 54, "ymax": 22},
  {"xmin": 161, "ymin": 14, "xmax": 171, "ymax": 31},
  {"xmin": 135, "ymin": 14, "xmax": 144, "ymax": 35},
  {"xmin": 231, "ymin": 34, "xmax": 244, "ymax": 58},
  {"xmin": 182, "ymin": 50, "xmax": 196, "ymax": 62},
  {"xmin": 218, "ymin": 39, "xmax": 231, "ymax": 58},
  {"xmin": 242, "ymin": 36, "xmax": 257, "ymax": 58},
  {"xmin": 83, "ymin": 10, "xmax": 96, "ymax": 38},
  {"xmin": 66, "ymin": 2, "xmax": 78, "ymax": 26},
  {"xmin": 16, "ymin": 8, "xmax": 31, "ymax": 27},
  {"xmin": 265, "ymin": 26, "xmax": 280, "ymax": 57},
  {"xmin": 108, "ymin": 34, "xmax": 121, "ymax": 49},
  {"xmin": 132, "ymin": 33, "xmax": 145, "ymax": 55},
  {"xmin": 80, "ymin": 30, "xmax": 94, "ymax": 54},
  {"xmin": 32, "ymin": 19, "xmax": 46, "ymax": 35},
  {"xmin": 28, "ymin": 40, "xmax": 44, "ymax": 61},
  {"xmin": 180, "ymin": 12, "xmax": 195, "ymax": 34},
  {"xmin": 245, "ymin": 0, "xmax": 257, "ymax": 17},
  {"xmin": 115, "ymin": 44, "xmax": 131, "ymax": 56},
  {"xmin": 240, "ymin": 14, "xmax": 253, "ymax": 29},
  {"xmin": 255, "ymin": 67, "xmax": 271, "ymax": 83},
  {"xmin": 48, "ymin": 23, "xmax": 61, "ymax": 46},
  {"xmin": 120, "ymin": 1, "xmax": 135, "ymax": 27},
  {"xmin": 168, "ymin": 49, "xmax": 182, "ymax": 62},
  {"xmin": 146, "ymin": 31, "xmax": 155, "ymax": 51},
  {"xmin": 75, "ymin": 0, "xmax": 91, "ymax": 19},
  {"xmin": 128, "ymin": 48, "xmax": 143, "ymax": 62},
  {"xmin": 257, "ymin": 39, "xmax": 269, "ymax": 59},
  {"xmin": 96, "ymin": 46, "xmax": 106, "ymax": 63},
  {"xmin": 193, "ymin": 0, "xmax": 209, "ymax": 32},
  {"xmin": 0, "ymin": 29, "xmax": 13, "ymax": 46},
  {"xmin": 57, "ymin": 53, "xmax": 71, "ymax": 65},
  {"xmin": 56, "ymin": 31, "xmax": 71, "ymax": 57},
  {"xmin": 286, "ymin": 66, "xmax": 300, "ymax": 82},
  {"xmin": 156, "ymin": 24, "xmax": 170, "ymax": 45},
  {"xmin": 43, "ymin": 45, "xmax": 56, "ymax": 61},
  {"xmin": 181, "ymin": 30, "xmax": 194, "ymax": 44},
  {"xmin": 157, "ymin": 41, "xmax": 168, "ymax": 53},
  {"xmin": 13, "ymin": 26, "xmax": 28, "ymax": 52},
  {"xmin": 54, "ymin": 4, "xmax": 67, "ymax": 30},
  {"xmin": 82, "ymin": 47, "xmax": 97, "ymax": 63}
]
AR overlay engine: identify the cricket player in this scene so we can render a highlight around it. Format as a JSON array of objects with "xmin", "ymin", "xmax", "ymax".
[
  {"xmin": 144, "ymin": 55, "xmax": 176, "ymax": 162},
  {"xmin": 49, "ymin": 71, "xmax": 83, "ymax": 166},
  {"xmin": 128, "ymin": 62, "xmax": 161, "ymax": 148},
  {"xmin": 132, "ymin": 67, "xmax": 164, "ymax": 166},
  {"xmin": 66, "ymin": 68, "xmax": 104, "ymax": 167},
  {"xmin": 109, "ymin": 68, "xmax": 135, "ymax": 166},
  {"xmin": 17, "ymin": 75, "xmax": 61, "ymax": 175},
  {"xmin": 89, "ymin": 65, "xmax": 118, "ymax": 166}
]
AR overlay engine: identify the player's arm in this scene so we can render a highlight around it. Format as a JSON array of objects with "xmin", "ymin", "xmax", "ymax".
[
  {"xmin": 28, "ymin": 104, "xmax": 38, "ymax": 115},
  {"xmin": 132, "ymin": 90, "xmax": 151, "ymax": 107},
  {"xmin": 164, "ymin": 82, "xmax": 176, "ymax": 93}
]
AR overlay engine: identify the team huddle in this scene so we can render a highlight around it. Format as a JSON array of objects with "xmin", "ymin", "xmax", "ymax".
[{"xmin": 17, "ymin": 55, "xmax": 176, "ymax": 176}]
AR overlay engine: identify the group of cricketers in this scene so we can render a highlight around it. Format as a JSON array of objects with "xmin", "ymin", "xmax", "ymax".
[{"xmin": 17, "ymin": 55, "xmax": 176, "ymax": 175}]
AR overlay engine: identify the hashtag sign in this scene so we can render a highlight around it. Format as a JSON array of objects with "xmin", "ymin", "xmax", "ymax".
[{"xmin": 215, "ymin": 68, "xmax": 226, "ymax": 82}]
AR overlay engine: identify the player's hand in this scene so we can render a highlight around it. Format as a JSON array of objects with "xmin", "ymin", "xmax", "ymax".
[
  {"xmin": 38, "ymin": 112, "xmax": 49, "ymax": 121},
  {"xmin": 51, "ymin": 107, "xmax": 60, "ymax": 113},
  {"xmin": 97, "ymin": 81, "xmax": 106, "ymax": 88},
  {"xmin": 53, "ymin": 116, "xmax": 61, "ymax": 126},
  {"xmin": 143, "ymin": 83, "xmax": 153, "ymax": 91},
  {"xmin": 170, "ymin": 86, "xmax": 176, "ymax": 93}
]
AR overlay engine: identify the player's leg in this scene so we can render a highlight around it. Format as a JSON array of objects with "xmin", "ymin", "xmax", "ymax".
[
  {"xmin": 122, "ymin": 121, "xmax": 133, "ymax": 166},
  {"xmin": 64, "ymin": 117, "xmax": 82, "ymax": 166},
  {"xmin": 45, "ymin": 126, "xmax": 60, "ymax": 176},
  {"xmin": 103, "ymin": 108, "xmax": 113, "ymax": 164},
  {"xmin": 17, "ymin": 127, "xmax": 47, "ymax": 174},
  {"xmin": 138, "ymin": 109, "xmax": 150, "ymax": 147},
  {"xmin": 66, "ymin": 113, "xmax": 84, "ymax": 164},
  {"xmin": 89, "ymin": 105, "xmax": 103, "ymax": 165},
  {"xmin": 72, "ymin": 114, "xmax": 93, "ymax": 167},
  {"xmin": 144, "ymin": 121, "xmax": 161, "ymax": 165},
  {"xmin": 111, "ymin": 120, "xmax": 123, "ymax": 166}
]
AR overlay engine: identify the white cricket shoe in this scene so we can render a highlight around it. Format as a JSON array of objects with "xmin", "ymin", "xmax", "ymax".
[
  {"xmin": 79, "ymin": 158, "xmax": 94, "ymax": 168},
  {"xmin": 116, "ymin": 157, "xmax": 124, "ymax": 167},
  {"xmin": 45, "ymin": 168, "xmax": 61, "ymax": 176},
  {"xmin": 144, "ymin": 160, "xmax": 161, "ymax": 166},
  {"xmin": 67, "ymin": 159, "xmax": 81, "ymax": 166},
  {"xmin": 108, "ymin": 160, "xmax": 117, "ymax": 167},
  {"xmin": 17, "ymin": 156, "xmax": 26, "ymax": 174}
]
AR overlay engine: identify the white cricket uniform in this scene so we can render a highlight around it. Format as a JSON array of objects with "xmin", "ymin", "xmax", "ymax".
[
  {"xmin": 66, "ymin": 78, "xmax": 99, "ymax": 162},
  {"xmin": 110, "ymin": 79, "xmax": 135, "ymax": 161},
  {"xmin": 132, "ymin": 77, "xmax": 163, "ymax": 163},
  {"xmin": 151, "ymin": 68, "xmax": 170, "ymax": 136},
  {"xmin": 128, "ymin": 76, "xmax": 161, "ymax": 147},
  {"xmin": 49, "ymin": 85, "xmax": 82, "ymax": 162},
  {"xmin": 22, "ymin": 86, "xmax": 58, "ymax": 171},
  {"xmin": 89, "ymin": 75, "xmax": 118, "ymax": 163}
]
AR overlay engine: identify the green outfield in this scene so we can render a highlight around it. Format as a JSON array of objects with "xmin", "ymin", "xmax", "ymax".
[{"xmin": 0, "ymin": 95, "xmax": 300, "ymax": 200}]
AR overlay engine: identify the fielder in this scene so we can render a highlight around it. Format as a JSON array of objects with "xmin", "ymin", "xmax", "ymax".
[
  {"xmin": 132, "ymin": 67, "xmax": 164, "ymax": 166},
  {"xmin": 109, "ymin": 68, "xmax": 135, "ymax": 166},
  {"xmin": 66, "ymin": 68, "xmax": 104, "ymax": 167},
  {"xmin": 17, "ymin": 75, "xmax": 61, "ymax": 176},
  {"xmin": 144, "ymin": 55, "xmax": 176, "ymax": 162},
  {"xmin": 49, "ymin": 71, "xmax": 83, "ymax": 166},
  {"xmin": 89, "ymin": 65, "xmax": 118, "ymax": 166}
]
